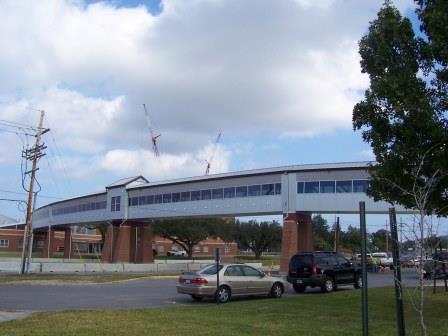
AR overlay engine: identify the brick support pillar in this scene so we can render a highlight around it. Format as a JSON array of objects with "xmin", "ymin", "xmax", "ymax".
[
  {"xmin": 63, "ymin": 228, "xmax": 73, "ymax": 259},
  {"xmin": 136, "ymin": 224, "xmax": 154, "ymax": 263},
  {"xmin": 280, "ymin": 212, "xmax": 313, "ymax": 273},
  {"xmin": 113, "ymin": 223, "xmax": 133, "ymax": 263},
  {"xmin": 280, "ymin": 213, "xmax": 299, "ymax": 273},
  {"xmin": 102, "ymin": 224, "xmax": 119, "ymax": 263},
  {"xmin": 41, "ymin": 228, "xmax": 55, "ymax": 258}
]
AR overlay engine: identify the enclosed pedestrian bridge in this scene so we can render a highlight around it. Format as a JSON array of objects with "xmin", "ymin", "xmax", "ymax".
[{"xmin": 31, "ymin": 161, "xmax": 410, "ymax": 270}]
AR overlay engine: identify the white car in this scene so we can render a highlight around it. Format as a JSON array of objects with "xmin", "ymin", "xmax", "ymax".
[{"xmin": 167, "ymin": 250, "xmax": 187, "ymax": 257}]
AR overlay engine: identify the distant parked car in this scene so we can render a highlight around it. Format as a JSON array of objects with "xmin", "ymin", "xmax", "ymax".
[
  {"xmin": 177, "ymin": 263, "xmax": 289, "ymax": 303},
  {"xmin": 167, "ymin": 250, "xmax": 187, "ymax": 257},
  {"xmin": 287, "ymin": 251, "xmax": 362, "ymax": 293},
  {"xmin": 372, "ymin": 252, "xmax": 394, "ymax": 267}
]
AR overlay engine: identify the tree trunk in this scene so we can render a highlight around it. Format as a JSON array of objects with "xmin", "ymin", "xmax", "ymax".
[{"xmin": 254, "ymin": 250, "xmax": 263, "ymax": 260}]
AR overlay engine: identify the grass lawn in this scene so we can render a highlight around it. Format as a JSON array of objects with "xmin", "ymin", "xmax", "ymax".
[
  {"xmin": 0, "ymin": 273, "xmax": 164, "ymax": 284},
  {"xmin": 0, "ymin": 288, "xmax": 446, "ymax": 336}
]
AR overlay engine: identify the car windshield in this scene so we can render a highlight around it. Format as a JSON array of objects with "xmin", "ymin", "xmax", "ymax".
[{"xmin": 199, "ymin": 264, "xmax": 224, "ymax": 275}]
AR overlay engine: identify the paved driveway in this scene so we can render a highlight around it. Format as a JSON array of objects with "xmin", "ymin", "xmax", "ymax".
[{"xmin": 0, "ymin": 269, "xmax": 427, "ymax": 314}]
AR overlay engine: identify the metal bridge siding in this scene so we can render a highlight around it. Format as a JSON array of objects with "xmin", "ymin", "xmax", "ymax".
[{"xmin": 31, "ymin": 162, "xmax": 411, "ymax": 230}]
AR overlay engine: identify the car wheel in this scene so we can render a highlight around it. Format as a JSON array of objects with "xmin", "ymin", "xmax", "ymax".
[
  {"xmin": 293, "ymin": 284, "xmax": 306, "ymax": 293},
  {"xmin": 217, "ymin": 286, "xmax": 231, "ymax": 303},
  {"xmin": 270, "ymin": 283, "xmax": 283, "ymax": 298},
  {"xmin": 354, "ymin": 274, "xmax": 362, "ymax": 289},
  {"xmin": 321, "ymin": 277, "xmax": 335, "ymax": 293},
  {"xmin": 191, "ymin": 295, "xmax": 203, "ymax": 301}
]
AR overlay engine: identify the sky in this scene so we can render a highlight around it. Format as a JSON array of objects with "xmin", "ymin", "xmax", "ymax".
[{"xmin": 2, "ymin": 0, "xmax": 443, "ymax": 236}]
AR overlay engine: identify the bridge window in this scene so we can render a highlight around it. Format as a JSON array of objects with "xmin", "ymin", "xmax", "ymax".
[
  {"xmin": 201, "ymin": 190, "xmax": 211, "ymax": 200},
  {"xmin": 304, "ymin": 181, "xmax": 319, "ymax": 193},
  {"xmin": 155, "ymin": 194, "xmax": 163, "ymax": 204},
  {"xmin": 248, "ymin": 185, "xmax": 261, "ymax": 197},
  {"xmin": 212, "ymin": 188, "xmax": 223, "ymax": 199},
  {"xmin": 111, "ymin": 196, "xmax": 121, "ymax": 212},
  {"xmin": 191, "ymin": 191, "xmax": 201, "ymax": 201},
  {"xmin": 172, "ymin": 192, "xmax": 180, "ymax": 202},
  {"xmin": 275, "ymin": 183, "xmax": 282, "ymax": 194},
  {"xmin": 139, "ymin": 196, "xmax": 146, "ymax": 205},
  {"xmin": 236, "ymin": 186, "xmax": 247, "ymax": 197},
  {"xmin": 224, "ymin": 187, "xmax": 235, "ymax": 198},
  {"xmin": 262, "ymin": 184, "xmax": 274, "ymax": 195},
  {"xmin": 146, "ymin": 195, "xmax": 154, "ymax": 204},
  {"xmin": 297, "ymin": 182, "xmax": 304, "ymax": 194},
  {"xmin": 130, "ymin": 197, "xmax": 138, "ymax": 206},
  {"xmin": 336, "ymin": 180, "xmax": 352, "ymax": 193},
  {"xmin": 353, "ymin": 180, "xmax": 369, "ymax": 193},
  {"xmin": 163, "ymin": 193, "xmax": 172, "ymax": 203},
  {"xmin": 181, "ymin": 192, "xmax": 191, "ymax": 202},
  {"xmin": 320, "ymin": 181, "xmax": 335, "ymax": 193}
]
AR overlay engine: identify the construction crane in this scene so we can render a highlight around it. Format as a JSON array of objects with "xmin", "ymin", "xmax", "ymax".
[
  {"xmin": 205, "ymin": 132, "xmax": 222, "ymax": 175},
  {"xmin": 143, "ymin": 103, "xmax": 161, "ymax": 157}
]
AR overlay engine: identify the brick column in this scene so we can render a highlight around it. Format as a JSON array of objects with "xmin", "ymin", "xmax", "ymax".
[
  {"xmin": 113, "ymin": 223, "xmax": 133, "ymax": 262},
  {"xmin": 136, "ymin": 224, "xmax": 154, "ymax": 263},
  {"xmin": 41, "ymin": 228, "xmax": 55, "ymax": 258},
  {"xmin": 280, "ymin": 213, "xmax": 299, "ymax": 273},
  {"xmin": 102, "ymin": 224, "xmax": 119, "ymax": 263},
  {"xmin": 63, "ymin": 228, "xmax": 73, "ymax": 259},
  {"xmin": 280, "ymin": 212, "xmax": 313, "ymax": 273}
]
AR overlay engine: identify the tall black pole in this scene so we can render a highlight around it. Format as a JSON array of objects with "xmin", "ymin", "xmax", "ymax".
[
  {"xmin": 360, "ymin": 201, "xmax": 368, "ymax": 336},
  {"xmin": 389, "ymin": 207, "xmax": 405, "ymax": 336},
  {"xmin": 215, "ymin": 248, "xmax": 220, "ymax": 304}
]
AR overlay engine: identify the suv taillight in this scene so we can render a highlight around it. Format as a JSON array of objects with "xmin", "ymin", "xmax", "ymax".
[
  {"xmin": 312, "ymin": 264, "xmax": 317, "ymax": 275},
  {"xmin": 191, "ymin": 278, "xmax": 208, "ymax": 285}
]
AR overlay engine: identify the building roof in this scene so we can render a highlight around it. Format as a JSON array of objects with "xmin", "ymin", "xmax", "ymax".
[{"xmin": 106, "ymin": 176, "xmax": 149, "ymax": 189}]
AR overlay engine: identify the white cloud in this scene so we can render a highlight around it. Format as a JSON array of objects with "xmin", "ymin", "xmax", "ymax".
[{"xmin": 0, "ymin": 0, "xmax": 415, "ymax": 184}]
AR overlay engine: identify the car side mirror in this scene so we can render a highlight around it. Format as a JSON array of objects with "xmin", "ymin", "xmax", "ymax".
[{"xmin": 260, "ymin": 272, "xmax": 266, "ymax": 278}]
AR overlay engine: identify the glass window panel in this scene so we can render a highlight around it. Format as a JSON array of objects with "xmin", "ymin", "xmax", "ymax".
[
  {"xmin": 191, "ymin": 191, "xmax": 201, "ymax": 201},
  {"xmin": 336, "ymin": 180, "xmax": 352, "ymax": 193},
  {"xmin": 139, "ymin": 196, "xmax": 146, "ymax": 205},
  {"xmin": 236, "ymin": 186, "xmax": 247, "ymax": 197},
  {"xmin": 172, "ymin": 192, "xmax": 180, "ymax": 203},
  {"xmin": 181, "ymin": 192, "xmax": 191, "ymax": 202},
  {"xmin": 163, "ymin": 193, "xmax": 172, "ymax": 203},
  {"xmin": 353, "ymin": 180, "xmax": 369, "ymax": 193},
  {"xmin": 275, "ymin": 183, "xmax": 282, "ymax": 195},
  {"xmin": 262, "ymin": 184, "xmax": 274, "ymax": 195},
  {"xmin": 224, "ymin": 187, "xmax": 235, "ymax": 198},
  {"xmin": 320, "ymin": 181, "xmax": 335, "ymax": 193},
  {"xmin": 248, "ymin": 185, "xmax": 261, "ymax": 196},
  {"xmin": 212, "ymin": 188, "xmax": 223, "ymax": 199},
  {"xmin": 131, "ymin": 197, "xmax": 138, "ymax": 206},
  {"xmin": 154, "ymin": 194, "xmax": 163, "ymax": 204},
  {"xmin": 146, "ymin": 195, "xmax": 154, "ymax": 204},
  {"xmin": 297, "ymin": 182, "xmax": 304, "ymax": 194},
  {"xmin": 201, "ymin": 189, "xmax": 211, "ymax": 200},
  {"xmin": 304, "ymin": 181, "xmax": 320, "ymax": 193}
]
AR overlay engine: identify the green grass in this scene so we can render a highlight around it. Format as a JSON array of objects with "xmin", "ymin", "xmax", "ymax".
[
  {"xmin": 0, "ymin": 274, "xmax": 162, "ymax": 284},
  {"xmin": 1, "ymin": 288, "xmax": 446, "ymax": 335}
]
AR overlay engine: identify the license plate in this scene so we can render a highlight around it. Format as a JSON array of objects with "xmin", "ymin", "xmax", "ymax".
[
  {"xmin": 296, "ymin": 280, "xmax": 303, "ymax": 284},
  {"xmin": 185, "ymin": 280, "xmax": 191, "ymax": 284}
]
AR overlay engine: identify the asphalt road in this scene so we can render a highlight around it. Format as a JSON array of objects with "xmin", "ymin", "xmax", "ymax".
[{"xmin": 0, "ymin": 269, "xmax": 431, "ymax": 313}]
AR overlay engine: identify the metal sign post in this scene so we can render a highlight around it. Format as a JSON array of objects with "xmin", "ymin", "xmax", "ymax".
[
  {"xmin": 215, "ymin": 248, "xmax": 220, "ymax": 304},
  {"xmin": 389, "ymin": 207, "xmax": 405, "ymax": 336},
  {"xmin": 360, "ymin": 201, "xmax": 368, "ymax": 336}
]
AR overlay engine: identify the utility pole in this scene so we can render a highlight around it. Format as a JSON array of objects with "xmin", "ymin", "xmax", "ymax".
[
  {"xmin": 20, "ymin": 110, "xmax": 48, "ymax": 274},
  {"xmin": 385, "ymin": 221, "xmax": 389, "ymax": 254}
]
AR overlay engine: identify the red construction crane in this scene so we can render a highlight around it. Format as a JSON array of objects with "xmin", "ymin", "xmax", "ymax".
[
  {"xmin": 205, "ymin": 132, "xmax": 222, "ymax": 175},
  {"xmin": 143, "ymin": 103, "xmax": 161, "ymax": 157}
]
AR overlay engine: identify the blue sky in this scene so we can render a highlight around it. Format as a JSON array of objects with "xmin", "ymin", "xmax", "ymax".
[{"xmin": 1, "ymin": 0, "xmax": 445, "ymax": 236}]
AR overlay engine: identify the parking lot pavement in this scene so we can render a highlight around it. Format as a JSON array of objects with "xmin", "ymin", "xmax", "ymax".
[
  {"xmin": 0, "ymin": 268, "xmax": 439, "ymax": 322},
  {"xmin": 0, "ymin": 311, "xmax": 33, "ymax": 323}
]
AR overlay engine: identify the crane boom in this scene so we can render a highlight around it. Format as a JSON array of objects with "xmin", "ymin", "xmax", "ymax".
[
  {"xmin": 205, "ymin": 132, "xmax": 222, "ymax": 175},
  {"xmin": 143, "ymin": 103, "xmax": 161, "ymax": 157}
]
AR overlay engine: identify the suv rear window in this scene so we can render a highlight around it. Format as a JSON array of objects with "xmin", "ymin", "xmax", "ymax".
[{"xmin": 289, "ymin": 255, "xmax": 313, "ymax": 269}]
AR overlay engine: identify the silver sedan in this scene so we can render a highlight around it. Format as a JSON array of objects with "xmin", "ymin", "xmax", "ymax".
[{"xmin": 177, "ymin": 263, "xmax": 289, "ymax": 303}]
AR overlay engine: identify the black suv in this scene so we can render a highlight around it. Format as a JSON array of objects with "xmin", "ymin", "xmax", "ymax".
[{"xmin": 287, "ymin": 251, "xmax": 362, "ymax": 293}]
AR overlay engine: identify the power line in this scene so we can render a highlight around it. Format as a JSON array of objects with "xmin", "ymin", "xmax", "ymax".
[
  {"xmin": 0, "ymin": 119, "xmax": 37, "ymax": 130},
  {"xmin": 0, "ymin": 188, "xmax": 62, "ymax": 200}
]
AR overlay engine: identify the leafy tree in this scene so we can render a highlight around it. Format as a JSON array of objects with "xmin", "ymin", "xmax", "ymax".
[
  {"xmin": 233, "ymin": 220, "xmax": 282, "ymax": 260},
  {"xmin": 152, "ymin": 218, "xmax": 232, "ymax": 258},
  {"xmin": 312, "ymin": 215, "xmax": 332, "ymax": 250},
  {"xmin": 352, "ymin": 1, "xmax": 448, "ymax": 216},
  {"xmin": 370, "ymin": 228, "xmax": 392, "ymax": 252},
  {"xmin": 340, "ymin": 225, "xmax": 362, "ymax": 252}
]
